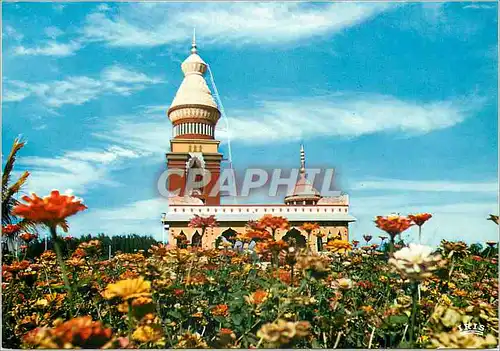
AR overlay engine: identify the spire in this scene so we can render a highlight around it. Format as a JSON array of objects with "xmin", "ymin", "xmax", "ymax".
[
  {"xmin": 191, "ymin": 28, "xmax": 197, "ymax": 54},
  {"xmin": 300, "ymin": 144, "xmax": 306, "ymax": 175}
]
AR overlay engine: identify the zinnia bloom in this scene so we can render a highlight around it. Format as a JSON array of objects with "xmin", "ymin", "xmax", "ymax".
[
  {"xmin": 2, "ymin": 224, "xmax": 21, "ymax": 236},
  {"xmin": 389, "ymin": 244, "xmax": 446, "ymax": 281},
  {"xmin": 23, "ymin": 316, "xmax": 112, "ymax": 349},
  {"xmin": 12, "ymin": 190, "xmax": 87, "ymax": 231},
  {"xmin": 132, "ymin": 325, "xmax": 163, "ymax": 343},
  {"xmin": 258, "ymin": 215, "xmax": 290, "ymax": 237},
  {"xmin": 103, "ymin": 277, "xmax": 151, "ymax": 301},
  {"xmin": 325, "ymin": 240, "xmax": 352, "ymax": 253},
  {"xmin": 374, "ymin": 215, "xmax": 413, "ymax": 237},
  {"xmin": 300, "ymin": 222, "xmax": 320, "ymax": 233},
  {"xmin": 408, "ymin": 213, "xmax": 432, "ymax": 226},
  {"xmin": 19, "ymin": 232, "xmax": 37, "ymax": 243},
  {"xmin": 211, "ymin": 304, "xmax": 229, "ymax": 317},
  {"xmin": 363, "ymin": 235, "xmax": 372, "ymax": 243},
  {"xmin": 257, "ymin": 319, "xmax": 310, "ymax": 346},
  {"xmin": 245, "ymin": 290, "xmax": 269, "ymax": 305}
]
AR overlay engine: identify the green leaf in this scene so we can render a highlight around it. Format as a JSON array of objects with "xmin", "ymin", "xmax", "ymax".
[
  {"xmin": 232, "ymin": 313, "xmax": 243, "ymax": 326},
  {"xmin": 388, "ymin": 315, "xmax": 408, "ymax": 325}
]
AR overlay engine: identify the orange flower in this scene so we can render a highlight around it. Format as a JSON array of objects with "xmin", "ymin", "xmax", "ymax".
[
  {"xmin": 259, "ymin": 215, "xmax": 290, "ymax": 233},
  {"xmin": 3, "ymin": 260, "xmax": 30, "ymax": 273},
  {"xmin": 408, "ymin": 213, "xmax": 432, "ymax": 227},
  {"xmin": 19, "ymin": 232, "xmax": 37, "ymax": 243},
  {"xmin": 184, "ymin": 274, "xmax": 208, "ymax": 286},
  {"xmin": 23, "ymin": 317, "xmax": 112, "ymax": 349},
  {"xmin": 300, "ymin": 222, "xmax": 320, "ymax": 233},
  {"xmin": 2, "ymin": 224, "xmax": 21, "ymax": 236},
  {"xmin": 257, "ymin": 239, "xmax": 288, "ymax": 253},
  {"xmin": 211, "ymin": 304, "xmax": 229, "ymax": 317},
  {"xmin": 245, "ymin": 290, "xmax": 269, "ymax": 305},
  {"xmin": 13, "ymin": 190, "xmax": 87, "ymax": 231},
  {"xmin": 245, "ymin": 230, "xmax": 272, "ymax": 241},
  {"xmin": 374, "ymin": 215, "xmax": 413, "ymax": 238}
]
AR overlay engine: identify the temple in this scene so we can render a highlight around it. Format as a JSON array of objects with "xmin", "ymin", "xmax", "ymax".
[{"xmin": 161, "ymin": 37, "xmax": 356, "ymax": 251}]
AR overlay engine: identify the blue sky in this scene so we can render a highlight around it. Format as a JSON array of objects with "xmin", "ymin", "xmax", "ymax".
[{"xmin": 2, "ymin": 2, "xmax": 498, "ymax": 246}]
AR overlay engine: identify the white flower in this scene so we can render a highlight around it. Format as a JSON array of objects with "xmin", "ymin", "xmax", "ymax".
[{"xmin": 389, "ymin": 244, "xmax": 446, "ymax": 281}]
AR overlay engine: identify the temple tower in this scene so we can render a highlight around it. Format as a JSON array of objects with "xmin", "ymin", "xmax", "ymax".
[{"xmin": 166, "ymin": 34, "xmax": 223, "ymax": 205}]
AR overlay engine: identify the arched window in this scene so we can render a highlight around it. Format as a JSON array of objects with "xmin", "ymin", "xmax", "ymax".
[
  {"xmin": 191, "ymin": 230, "xmax": 202, "ymax": 247},
  {"xmin": 176, "ymin": 230, "xmax": 188, "ymax": 249},
  {"xmin": 282, "ymin": 228, "xmax": 307, "ymax": 248}
]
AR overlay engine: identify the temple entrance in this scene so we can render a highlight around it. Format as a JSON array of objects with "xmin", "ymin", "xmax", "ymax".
[{"xmin": 282, "ymin": 228, "xmax": 307, "ymax": 248}]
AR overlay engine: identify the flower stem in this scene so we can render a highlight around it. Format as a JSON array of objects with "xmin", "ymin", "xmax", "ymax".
[
  {"xmin": 409, "ymin": 281, "xmax": 418, "ymax": 345},
  {"xmin": 418, "ymin": 226, "xmax": 422, "ymax": 244},
  {"xmin": 49, "ymin": 225, "xmax": 74, "ymax": 317},
  {"xmin": 127, "ymin": 300, "xmax": 134, "ymax": 339},
  {"xmin": 389, "ymin": 236, "xmax": 395, "ymax": 254}
]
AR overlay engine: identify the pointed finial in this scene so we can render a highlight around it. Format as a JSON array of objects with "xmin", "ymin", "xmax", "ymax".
[
  {"xmin": 300, "ymin": 144, "xmax": 306, "ymax": 175},
  {"xmin": 191, "ymin": 28, "xmax": 197, "ymax": 54}
]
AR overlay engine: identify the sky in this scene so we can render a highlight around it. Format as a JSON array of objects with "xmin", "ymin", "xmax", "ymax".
[{"xmin": 2, "ymin": 2, "xmax": 498, "ymax": 246}]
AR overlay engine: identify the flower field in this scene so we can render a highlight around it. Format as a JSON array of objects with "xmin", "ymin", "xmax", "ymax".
[
  {"xmin": 2, "ymin": 207, "xmax": 499, "ymax": 348},
  {"xmin": 1, "ymin": 141, "xmax": 499, "ymax": 349}
]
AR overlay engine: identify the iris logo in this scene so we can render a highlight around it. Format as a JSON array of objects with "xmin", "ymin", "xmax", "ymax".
[{"xmin": 457, "ymin": 323, "xmax": 486, "ymax": 336}]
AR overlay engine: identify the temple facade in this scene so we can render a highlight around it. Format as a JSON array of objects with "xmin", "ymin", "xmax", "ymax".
[{"xmin": 161, "ymin": 37, "xmax": 356, "ymax": 251}]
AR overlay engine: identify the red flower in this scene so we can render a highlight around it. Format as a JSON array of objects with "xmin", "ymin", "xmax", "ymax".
[
  {"xmin": 19, "ymin": 232, "xmax": 37, "ymax": 243},
  {"xmin": 471, "ymin": 255, "xmax": 482, "ymax": 262},
  {"xmin": 173, "ymin": 289, "xmax": 185, "ymax": 296},
  {"xmin": 374, "ymin": 215, "xmax": 413, "ymax": 238},
  {"xmin": 2, "ymin": 224, "xmax": 21, "ymax": 236},
  {"xmin": 408, "ymin": 213, "xmax": 432, "ymax": 227},
  {"xmin": 12, "ymin": 190, "xmax": 87, "ymax": 231},
  {"xmin": 188, "ymin": 215, "xmax": 218, "ymax": 230},
  {"xmin": 352, "ymin": 240, "xmax": 360, "ymax": 247}
]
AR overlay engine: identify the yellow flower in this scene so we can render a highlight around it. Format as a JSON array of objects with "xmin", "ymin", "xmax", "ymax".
[
  {"xmin": 103, "ymin": 277, "xmax": 151, "ymax": 301},
  {"xmin": 132, "ymin": 325, "xmax": 163, "ymax": 343},
  {"xmin": 257, "ymin": 319, "xmax": 310, "ymax": 346},
  {"xmin": 429, "ymin": 331, "xmax": 497, "ymax": 348},
  {"xmin": 35, "ymin": 299, "xmax": 49, "ymax": 307},
  {"xmin": 325, "ymin": 240, "xmax": 352, "ymax": 253},
  {"xmin": 335, "ymin": 278, "xmax": 353, "ymax": 290}
]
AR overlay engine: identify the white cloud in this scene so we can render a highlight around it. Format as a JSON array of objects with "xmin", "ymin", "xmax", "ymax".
[
  {"xmin": 3, "ymin": 66, "xmax": 163, "ymax": 107},
  {"xmin": 3, "ymin": 25, "xmax": 24, "ymax": 41},
  {"xmin": 18, "ymin": 145, "xmax": 143, "ymax": 195},
  {"xmin": 93, "ymin": 117, "xmax": 171, "ymax": 154},
  {"xmin": 218, "ymin": 93, "xmax": 484, "ymax": 143},
  {"xmin": 82, "ymin": 3, "xmax": 392, "ymax": 47},
  {"xmin": 350, "ymin": 179, "xmax": 498, "ymax": 193},
  {"xmin": 14, "ymin": 41, "xmax": 82, "ymax": 57},
  {"xmin": 44, "ymin": 26, "xmax": 64, "ymax": 39},
  {"xmin": 101, "ymin": 65, "xmax": 161, "ymax": 84},
  {"xmin": 463, "ymin": 4, "xmax": 496, "ymax": 9}
]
